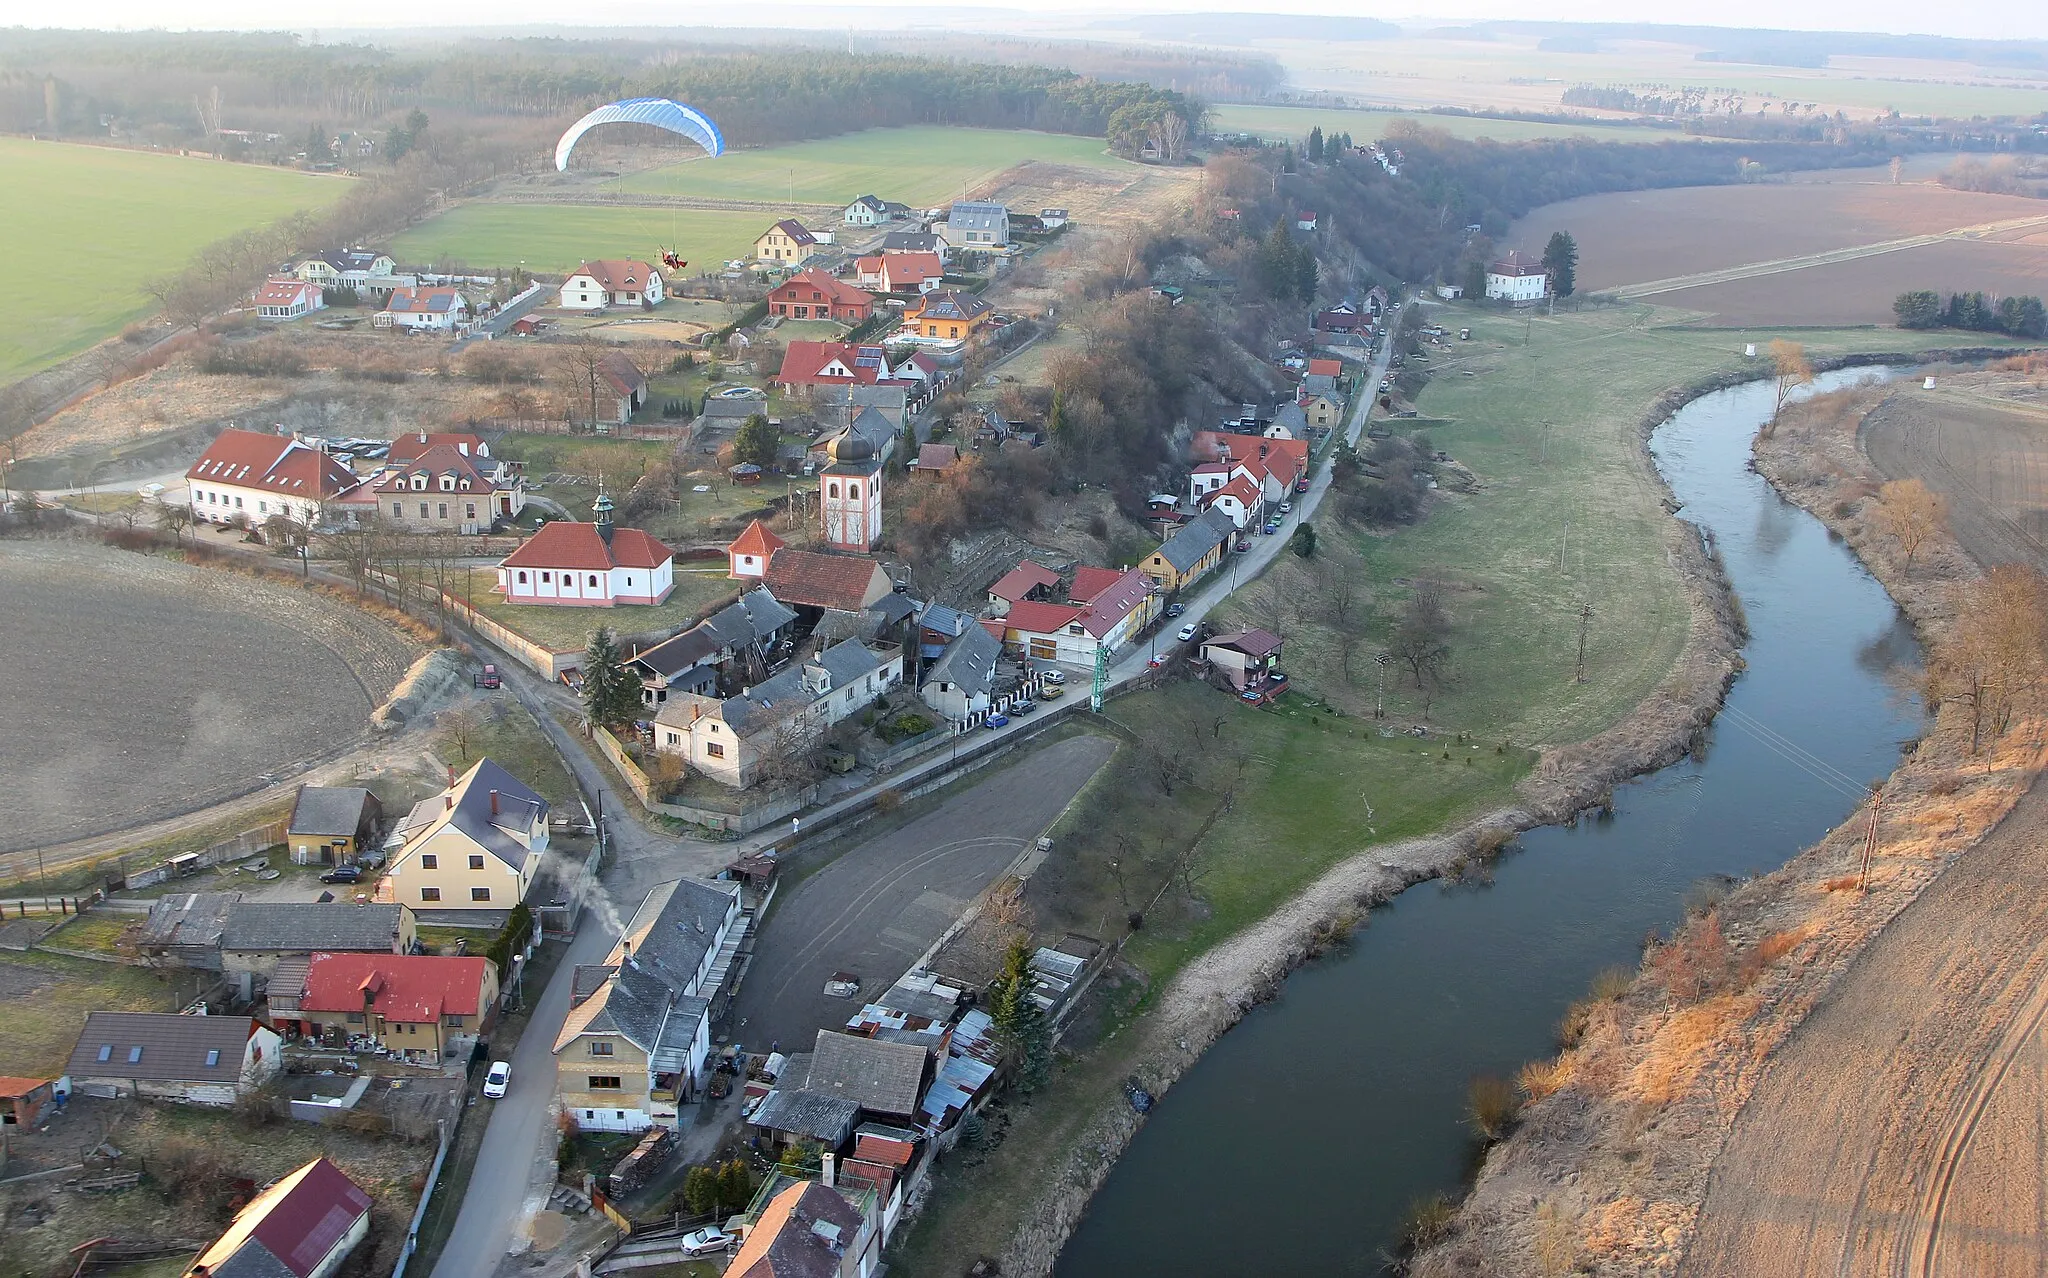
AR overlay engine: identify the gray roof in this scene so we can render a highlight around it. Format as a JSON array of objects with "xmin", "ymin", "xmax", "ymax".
[
  {"xmin": 876, "ymin": 975, "xmax": 963, "ymax": 1023},
  {"xmin": 616, "ymin": 876, "xmax": 740, "ymax": 999},
  {"xmin": 752, "ymin": 1054, "xmax": 863, "ymax": 1145},
  {"xmin": 868, "ymin": 592, "xmax": 917, "ymax": 627},
  {"xmin": 397, "ymin": 758, "xmax": 548, "ymax": 870},
  {"xmin": 814, "ymin": 638, "xmax": 895, "ymax": 691},
  {"xmin": 140, "ymin": 892, "xmax": 242, "ymax": 951},
  {"xmin": 1272, "ymin": 402, "xmax": 1309, "ymax": 436},
  {"xmin": 948, "ymin": 201, "xmax": 1009, "ymax": 233},
  {"xmin": 881, "ymin": 230, "xmax": 939, "ymax": 253},
  {"xmin": 919, "ymin": 604, "xmax": 971, "ymax": 637},
  {"xmin": 632, "ymin": 588, "xmax": 796, "ymax": 680},
  {"xmin": 67, "ymin": 1012, "xmax": 261, "ymax": 1083},
  {"xmin": 570, "ymin": 876, "xmax": 736, "ymax": 1063},
  {"xmin": 805, "ymin": 1029, "xmax": 928, "ymax": 1117},
  {"xmin": 924, "ymin": 625, "xmax": 1001, "ymax": 698},
  {"xmin": 207, "ymin": 1244, "xmax": 297, "ymax": 1278},
  {"xmin": 223, "ymin": 902, "xmax": 408, "ymax": 954},
  {"xmin": 672, "ymin": 640, "xmax": 895, "ymax": 737},
  {"xmin": 699, "ymin": 396, "xmax": 768, "ymax": 421},
  {"xmin": 1154, "ymin": 507, "xmax": 1236, "ymax": 573},
  {"xmin": 288, "ymin": 786, "xmax": 378, "ymax": 838}
]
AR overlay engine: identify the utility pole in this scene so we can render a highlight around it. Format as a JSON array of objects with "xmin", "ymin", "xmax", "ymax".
[
  {"xmin": 1575, "ymin": 600, "xmax": 1593, "ymax": 683},
  {"xmin": 1858, "ymin": 784, "xmax": 1883, "ymax": 893},
  {"xmin": 1375, "ymin": 652, "xmax": 1390, "ymax": 720}
]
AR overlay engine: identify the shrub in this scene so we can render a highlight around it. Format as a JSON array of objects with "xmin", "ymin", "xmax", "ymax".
[
  {"xmin": 1399, "ymin": 1192, "xmax": 1458, "ymax": 1253},
  {"xmin": 874, "ymin": 788, "xmax": 903, "ymax": 813},
  {"xmin": 1648, "ymin": 910, "xmax": 1735, "ymax": 1002},
  {"xmin": 1518, "ymin": 1056, "xmax": 1572, "ymax": 1100},
  {"xmin": 1466, "ymin": 1073, "xmax": 1521, "ymax": 1140},
  {"xmin": 1589, "ymin": 966, "xmax": 1634, "ymax": 1001}
]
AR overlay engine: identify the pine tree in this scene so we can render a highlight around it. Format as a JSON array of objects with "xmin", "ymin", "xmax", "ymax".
[
  {"xmin": 988, "ymin": 940, "xmax": 1051, "ymax": 1093},
  {"xmin": 1307, "ymin": 125, "xmax": 1324, "ymax": 162},
  {"xmin": 683, "ymin": 1165, "xmax": 720, "ymax": 1215},
  {"xmin": 1541, "ymin": 231, "xmax": 1578, "ymax": 298},
  {"xmin": 582, "ymin": 625, "xmax": 641, "ymax": 729}
]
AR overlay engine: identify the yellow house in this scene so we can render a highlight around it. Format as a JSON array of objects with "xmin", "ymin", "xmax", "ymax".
[
  {"xmin": 377, "ymin": 759, "xmax": 549, "ymax": 911},
  {"xmin": 553, "ymin": 877, "xmax": 745, "ymax": 1131},
  {"xmin": 904, "ymin": 290, "xmax": 993, "ymax": 342},
  {"xmin": 1301, "ymin": 393, "xmax": 1344, "ymax": 430},
  {"xmin": 1141, "ymin": 508, "xmax": 1236, "ymax": 594},
  {"xmin": 755, "ymin": 218, "xmax": 818, "ymax": 264}
]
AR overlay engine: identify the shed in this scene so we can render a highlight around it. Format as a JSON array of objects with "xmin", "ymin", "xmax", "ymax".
[
  {"xmin": 0, "ymin": 1077, "xmax": 57, "ymax": 1128},
  {"xmin": 288, "ymin": 786, "xmax": 383, "ymax": 865}
]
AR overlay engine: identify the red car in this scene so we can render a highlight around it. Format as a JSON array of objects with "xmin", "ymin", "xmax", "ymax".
[{"xmin": 1295, "ymin": 477, "xmax": 1311, "ymax": 493}]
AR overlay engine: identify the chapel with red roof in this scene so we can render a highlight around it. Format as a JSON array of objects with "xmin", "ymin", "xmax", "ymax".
[{"xmin": 495, "ymin": 491, "xmax": 675, "ymax": 607}]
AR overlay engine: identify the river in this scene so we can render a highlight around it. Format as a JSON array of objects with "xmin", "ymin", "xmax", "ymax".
[{"xmin": 1055, "ymin": 369, "xmax": 1921, "ymax": 1275}]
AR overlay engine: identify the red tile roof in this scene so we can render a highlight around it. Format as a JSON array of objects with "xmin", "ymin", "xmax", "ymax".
[
  {"xmin": 1306, "ymin": 358, "xmax": 1343, "ymax": 376},
  {"xmin": 1069, "ymin": 566, "xmax": 1124, "ymax": 603},
  {"xmin": 1076, "ymin": 568, "xmax": 1151, "ymax": 639},
  {"xmin": 501, "ymin": 521, "xmax": 674, "ymax": 572},
  {"xmin": 729, "ymin": 519, "xmax": 787, "ymax": 560},
  {"xmin": 853, "ymin": 1132, "xmax": 918, "ymax": 1166},
  {"xmin": 761, "ymin": 548, "xmax": 890, "ymax": 612},
  {"xmin": 1207, "ymin": 628, "xmax": 1285, "ymax": 658},
  {"xmin": 1207, "ymin": 472, "xmax": 1262, "ymax": 511},
  {"xmin": 574, "ymin": 260, "xmax": 659, "ymax": 292},
  {"xmin": 186, "ymin": 428, "xmax": 361, "ymax": 500},
  {"xmin": 192, "ymin": 1157, "xmax": 373, "ymax": 1278},
  {"xmin": 597, "ymin": 351, "xmax": 646, "ymax": 398},
  {"xmin": 0, "ymin": 1076, "xmax": 53, "ymax": 1098},
  {"xmin": 300, "ymin": 953, "xmax": 490, "ymax": 1023},
  {"xmin": 388, "ymin": 432, "xmax": 485, "ymax": 462},
  {"xmin": 255, "ymin": 278, "xmax": 317, "ymax": 306},
  {"xmin": 771, "ymin": 268, "xmax": 874, "ymax": 310},
  {"xmin": 915, "ymin": 443, "xmax": 958, "ymax": 471},
  {"xmin": 382, "ymin": 287, "xmax": 466, "ymax": 315},
  {"xmin": 777, "ymin": 340, "xmax": 903, "ymax": 388},
  {"xmin": 1002, "ymin": 600, "xmax": 1084, "ymax": 635},
  {"xmin": 989, "ymin": 561, "xmax": 1060, "ymax": 602}
]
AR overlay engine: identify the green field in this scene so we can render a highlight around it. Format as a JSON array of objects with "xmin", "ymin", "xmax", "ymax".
[
  {"xmin": 608, "ymin": 125, "xmax": 1129, "ymax": 206},
  {"xmin": 387, "ymin": 204, "xmax": 765, "ymax": 274},
  {"xmin": 1207, "ymin": 103, "xmax": 1687, "ymax": 145},
  {"xmin": 0, "ymin": 138, "xmax": 347, "ymax": 385}
]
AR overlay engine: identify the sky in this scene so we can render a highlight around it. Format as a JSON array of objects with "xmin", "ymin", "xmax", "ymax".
[{"xmin": 22, "ymin": 1, "xmax": 2048, "ymax": 42}]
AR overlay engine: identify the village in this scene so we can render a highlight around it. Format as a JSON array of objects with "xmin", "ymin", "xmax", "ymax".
[{"xmin": 0, "ymin": 170, "xmax": 1440, "ymax": 1278}]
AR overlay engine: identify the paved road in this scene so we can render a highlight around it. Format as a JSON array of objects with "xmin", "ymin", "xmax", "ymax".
[
  {"xmin": 731, "ymin": 733, "xmax": 1117, "ymax": 1053},
  {"xmin": 1683, "ymin": 775, "xmax": 2048, "ymax": 1278}
]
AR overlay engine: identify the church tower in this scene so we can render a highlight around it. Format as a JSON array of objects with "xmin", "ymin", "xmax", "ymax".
[{"xmin": 819, "ymin": 432, "xmax": 883, "ymax": 552}]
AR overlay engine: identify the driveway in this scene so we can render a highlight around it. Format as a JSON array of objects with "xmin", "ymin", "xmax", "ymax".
[{"xmin": 730, "ymin": 733, "xmax": 1116, "ymax": 1052}]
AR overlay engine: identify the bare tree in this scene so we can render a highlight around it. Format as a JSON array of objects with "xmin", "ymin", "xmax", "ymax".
[
  {"xmin": 757, "ymin": 712, "xmax": 826, "ymax": 792},
  {"xmin": 1392, "ymin": 578, "xmax": 1451, "ymax": 692},
  {"xmin": 1873, "ymin": 478, "xmax": 1945, "ymax": 569},
  {"xmin": 154, "ymin": 500, "xmax": 194, "ymax": 545},
  {"xmin": 86, "ymin": 342, "xmax": 132, "ymax": 390},
  {"xmin": 556, "ymin": 337, "xmax": 611, "ymax": 431},
  {"xmin": 1928, "ymin": 566, "xmax": 2048, "ymax": 753},
  {"xmin": 1766, "ymin": 339, "xmax": 1813, "ymax": 433},
  {"xmin": 1312, "ymin": 558, "xmax": 1369, "ymax": 680}
]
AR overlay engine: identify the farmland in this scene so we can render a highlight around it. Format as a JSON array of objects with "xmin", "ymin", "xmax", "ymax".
[
  {"xmin": 0, "ymin": 138, "xmax": 346, "ymax": 384},
  {"xmin": 387, "ymin": 204, "xmax": 764, "ymax": 275},
  {"xmin": 1862, "ymin": 369, "xmax": 2048, "ymax": 569},
  {"xmin": 606, "ymin": 125, "xmax": 1128, "ymax": 205},
  {"xmin": 1207, "ymin": 102, "xmax": 1683, "ymax": 144}
]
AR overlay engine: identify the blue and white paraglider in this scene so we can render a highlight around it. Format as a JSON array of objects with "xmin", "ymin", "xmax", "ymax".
[
  {"xmin": 554, "ymin": 97, "xmax": 724, "ymax": 171},
  {"xmin": 555, "ymin": 98, "xmax": 724, "ymax": 271}
]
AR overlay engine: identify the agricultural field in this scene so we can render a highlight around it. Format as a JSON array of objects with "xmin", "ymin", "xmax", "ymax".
[
  {"xmin": 1235, "ymin": 32, "xmax": 2048, "ymax": 120},
  {"xmin": 388, "ymin": 204, "xmax": 764, "ymax": 275},
  {"xmin": 1652, "ymin": 230, "xmax": 2048, "ymax": 326},
  {"xmin": 1207, "ymin": 102, "xmax": 1683, "ymax": 144},
  {"xmin": 607, "ymin": 125, "xmax": 1128, "ymax": 206},
  {"xmin": 1861, "ymin": 368, "xmax": 2048, "ymax": 569},
  {"xmin": 0, "ymin": 138, "xmax": 346, "ymax": 384}
]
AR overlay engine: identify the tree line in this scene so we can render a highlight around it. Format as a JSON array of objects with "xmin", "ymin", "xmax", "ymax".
[{"xmin": 1893, "ymin": 290, "xmax": 2048, "ymax": 339}]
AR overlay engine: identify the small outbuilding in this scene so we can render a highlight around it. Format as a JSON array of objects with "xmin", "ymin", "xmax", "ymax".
[{"xmin": 287, "ymin": 786, "xmax": 384, "ymax": 865}]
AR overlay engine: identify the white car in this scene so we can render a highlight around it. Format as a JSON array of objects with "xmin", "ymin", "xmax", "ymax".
[
  {"xmin": 482, "ymin": 1061, "xmax": 511, "ymax": 1099},
  {"xmin": 681, "ymin": 1227, "xmax": 734, "ymax": 1256},
  {"xmin": 1040, "ymin": 669, "xmax": 1066, "ymax": 685},
  {"xmin": 1279, "ymin": 501, "xmax": 1293, "ymax": 514},
  {"xmin": 1177, "ymin": 623, "xmax": 1199, "ymax": 643}
]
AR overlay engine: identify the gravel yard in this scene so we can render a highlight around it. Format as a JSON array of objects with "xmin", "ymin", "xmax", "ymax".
[{"xmin": 0, "ymin": 540, "xmax": 420, "ymax": 855}]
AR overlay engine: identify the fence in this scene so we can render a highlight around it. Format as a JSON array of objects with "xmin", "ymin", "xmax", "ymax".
[
  {"xmin": 474, "ymin": 415, "xmax": 693, "ymax": 442},
  {"xmin": 121, "ymin": 819, "xmax": 290, "ymax": 890},
  {"xmin": 390, "ymin": 1119, "xmax": 454, "ymax": 1278}
]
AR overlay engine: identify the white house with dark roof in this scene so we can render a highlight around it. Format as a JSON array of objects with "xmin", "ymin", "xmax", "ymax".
[
  {"xmin": 756, "ymin": 219, "xmax": 820, "ymax": 264},
  {"xmin": 66, "ymin": 1012, "xmax": 281, "ymax": 1103},
  {"xmin": 377, "ymin": 758, "xmax": 549, "ymax": 911},
  {"xmin": 939, "ymin": 201, "xmax": 1009, "ymax": 252},
  {"xmin": 376, "ymin": 287, "xmax": 470, "ymax": 332},
  {"xmin": 653, "ymin": 639, "xmax": 904, "ymax": 788},
  {"xmin": 186, "ymin": 427, "xmax": 362, "ymax": 527},
  {"xmin": 920, "ymin": 622, "xmax": 1002, "ymax": 722},
  {"xmin": 553, "ymin": 876, "xmax": 745, "ymax": 1130}
]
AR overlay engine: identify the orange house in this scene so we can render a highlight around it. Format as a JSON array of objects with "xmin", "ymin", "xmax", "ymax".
[
  {"xmin": 905, "ymin": 290, "xmax": 993, "ymax": 342},
  {"xmin": 767, "ymin": 269, "xmax": 875, "ymax": 323}
]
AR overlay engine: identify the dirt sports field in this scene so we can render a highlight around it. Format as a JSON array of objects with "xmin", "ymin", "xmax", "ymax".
[
  {"xmin": 1505, "ymin": 179, "xmax": 2048, "ymax": 324},
  {"xmin": 1683, "ymin": 368, "xmax": 2048, "ymax": 1277},
  {"xmin": 0, "ymin": 541, "xmax": 419, "ymax": 856}
]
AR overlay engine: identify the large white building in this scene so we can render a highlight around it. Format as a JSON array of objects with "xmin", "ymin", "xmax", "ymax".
[
  {"xmin": 652, "ymin": 640, "xmax": 903, "ymax": 788},
  {"xmin": 559, "ymin": 259, "xmax": 666, "ymax": 310},
  {"xmin": 1485, "ymin": 252, "xmax": 1549, "ymax": 304},
  {"xmin": 186, "ymin": 428, "xmax": 362, "ymax": 527}
]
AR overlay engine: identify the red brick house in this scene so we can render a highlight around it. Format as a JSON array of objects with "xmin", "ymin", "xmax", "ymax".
[{"xmin": 768, "ymin": 269, "xmax": 876, "ymax": 323}]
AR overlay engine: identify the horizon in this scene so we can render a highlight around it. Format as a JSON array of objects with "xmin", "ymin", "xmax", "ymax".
[{"xmin": 14, "ymin": 4, "xmax": 2048, "ymax": 45}]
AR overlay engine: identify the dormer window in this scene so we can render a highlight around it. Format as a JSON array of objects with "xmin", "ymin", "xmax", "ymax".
[
  {"xmin": 412, "ymin": 474, "xmax": 427, "ymax": 491},
  {"xmin": 441, "ymin": 474, "xmax": 456, "ymax": 491}
]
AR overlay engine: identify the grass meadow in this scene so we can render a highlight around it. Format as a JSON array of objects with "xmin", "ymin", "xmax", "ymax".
[
  {"xmin": 0, "ymin": 138, "xmax": 346, "ymax": 384},
  {"xmin": 608, "ymin": 125, "xmax": 1128, "ymax": 206},
  {"xmin": 387, "ymin": 204, "xmax": 766, "ymax": 275}
]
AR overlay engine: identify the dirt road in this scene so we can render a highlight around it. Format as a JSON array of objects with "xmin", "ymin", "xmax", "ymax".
[{"xmin": 1683, "ymin": 773, "xmax": 2048, "ymax": 1277}]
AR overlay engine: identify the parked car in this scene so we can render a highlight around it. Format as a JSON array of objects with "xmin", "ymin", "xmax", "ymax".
[
  {"xmin": 681, "ymin": 1228, "xmax": 733, "ymax": 1256},
  {"xmin": 986, "ymin": 713, "xmax": 1010, "ymax": 729},
  {"xmin": 473, "ymin": 663, "xmax": 500, "ymax": 689},
  {"xmin": 1278, "ymin": 501, "xmax": 1293, "ymax": 514},
  {"xmin": 1041, "ymin": 684, "xmax": 1065, "ymax": 700},
  {"xmin": 1040, "ymin": 669, "xmax": 1066, "ymax": 685},
  {"xmin": 483, "ymin": 1061, "xmax": 511, "ymax": 1099},
  {"xmin": 1263, "ymin": 520, "xmax": 1281, "ymax": 536},
  {"xmin": 1235, "ymin": 540, "xmax": 1252, "ymax": 553},
  {"xmin": 1165, "ymin": 603, "xmax": 1186, "ymax": 618},
  {"xmin": 1268, "ymin": 671, "xmax": 1289, "ymax": 684},
  {"xmin": 1011, "ymin": 699, "xmax": 1036, "ymax": 715},
  {"xmin": 1177, "ymin": 623, "xmax": 1198, "ymax": 643},
  {"xmin": 319, "ymin": 865, "xmax": 363, "ymax": 884},
  {"xmin": 1295, "ymin": 477, "xmax": 1311, "ymax": 493}
]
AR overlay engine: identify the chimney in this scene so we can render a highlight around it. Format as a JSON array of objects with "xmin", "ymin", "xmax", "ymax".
[
  {"xmin": 446, "ymin": 764, "xmax": 456, "ymax": 787},
  {"xmin": 490, "ymin": 789, "xmax": 500, "ymax": 816},
  {"xmin": 821, "ymin": 1152, "xmax": 835, "ymax": 1188},
  {"xmin": 445, "ymin": 793, "xmax": 454, "ymax": 811},
  {"xmin": 418, "ymin": 429, "xmax": 428, "ymax": 444}
]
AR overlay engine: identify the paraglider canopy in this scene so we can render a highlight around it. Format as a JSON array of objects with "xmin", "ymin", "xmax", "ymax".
[{"xmin": 555, "ymin": 97, "xmax": 724, "ymax": 172}]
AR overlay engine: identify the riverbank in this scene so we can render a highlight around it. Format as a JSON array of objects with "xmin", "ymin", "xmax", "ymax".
[{"xmin": 1411, "ymin": 366, "xmax": 2048, "ymax": 1277}]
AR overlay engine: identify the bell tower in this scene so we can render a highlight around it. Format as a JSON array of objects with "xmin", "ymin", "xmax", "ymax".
[{"xmin": 819, "ymin": 431, "xmax": 883, "ymax": 552}]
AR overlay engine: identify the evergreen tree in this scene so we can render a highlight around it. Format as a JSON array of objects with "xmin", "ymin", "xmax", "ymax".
[
  {"xmin": 733, "ymin": 414, "xmax": 777, "ymax": 469},
  {"xmin": 582, "ymin": 626, "xmax": 642, "ymax": 729},
  {"xmin": 716, "ymin": 1159, "xmax": 755, "ymax": 1213},
  {"xmin": 1307, "ymin": 125, "xmax": 1324, "ymax": 162},
  {"xmin": 1541, "ymin": 231, "xmax": 1579, "ymax": 298},
  {"xmin": 988, "ymin": 940, "xmax": 1051, "ymax": 1093},
  {"xmin": 682, "ymin": 1165, "xmax": 720, "ymax": 1216},
  {"xmin": 1295, "ymin": 245, "xmax": 1318, "ymax": 305},
  {"xmin": 1893, "ymin": 290, "xmax": 1942, "ymax": 329}
]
